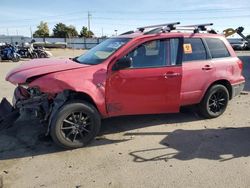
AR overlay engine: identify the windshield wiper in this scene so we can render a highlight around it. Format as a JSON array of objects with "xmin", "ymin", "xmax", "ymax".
[
  {"xmin": 70, "ymin": 57, "xmax": 94, "ymax": 65},
  {"xmin": 70, "ymin": 57, "xmax": 80, "ymax": 63}
]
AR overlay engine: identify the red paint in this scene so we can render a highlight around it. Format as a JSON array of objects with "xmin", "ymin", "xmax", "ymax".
[
  {"xmin": 6, "ymin": 59, "xmax": 88, "ymax": 84},
  {"xmin": 6, "ymin": 32, "xmax": 245, "ymax": 118},
  {"xmin": 106, "ymin": 66, "xmax": 182, "ymax": 116}
]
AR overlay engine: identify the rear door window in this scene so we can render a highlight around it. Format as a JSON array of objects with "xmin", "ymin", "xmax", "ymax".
[
  {"xmin": 205, "ymin": 38, "xmax": 231, "ymax": 58},
  {"xmin": 183, "ymin": 38, "xmax": 207, "ymax": 62}
]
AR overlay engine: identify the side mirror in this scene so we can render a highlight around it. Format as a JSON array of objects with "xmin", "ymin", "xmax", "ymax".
[{"xmin": 112, "ymin": 57, "xmax": 132, "ymax": 71}]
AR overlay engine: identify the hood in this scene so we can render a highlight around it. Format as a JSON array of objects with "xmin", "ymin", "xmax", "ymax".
[{"xmin": 6, "ymin": 58, "xmax": 89, "ymax": 84}]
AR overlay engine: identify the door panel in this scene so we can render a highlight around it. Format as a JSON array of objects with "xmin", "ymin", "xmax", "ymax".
[
  {"xmin": 181, "ymin": 38, "xmax": 214, "ymax": 105},
  {"xmin": 181, "ymin": 60, "xmax": 214, "ymax": 105},
  {"xmin": 106, "ymin": 66, "xmax": 182, "ymax": 116},
  {"xmin": 106, "ymin": 38, "xmax": 183, "ymax": 117}
]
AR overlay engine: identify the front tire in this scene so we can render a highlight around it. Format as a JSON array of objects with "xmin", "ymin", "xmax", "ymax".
[
  {"xmin": 50, "ymin": 100, "xmax": 101, "ymax": 149},
  {"xmin": 11, "ymin": 55, "xmax": 20, "ymax": 62},
  {"xmin": 198, "ymin": 85, "xmax": 229, "ymax": 118}
]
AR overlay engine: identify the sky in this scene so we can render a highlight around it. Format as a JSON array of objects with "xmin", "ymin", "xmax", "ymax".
[{"xmin": 0, "ymin": 0, "xmax": 249, "ymax": 37}]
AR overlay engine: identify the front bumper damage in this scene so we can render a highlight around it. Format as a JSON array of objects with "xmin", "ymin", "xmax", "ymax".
[
  {"xmin": 0, "ymin": 98, "xmax": 20, "ymax": 130},
  {"xmin": 0, "ymin": 86, "xmax": 69, "ymax": 134}
]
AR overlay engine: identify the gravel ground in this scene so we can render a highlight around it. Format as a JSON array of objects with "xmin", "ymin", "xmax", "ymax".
[{"xmin": 0, "ymin": 49, "xmax": 249, "ymax": 188}]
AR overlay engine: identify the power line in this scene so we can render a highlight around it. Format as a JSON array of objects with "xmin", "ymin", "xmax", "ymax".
[
  {"xmin": 91, "ymin": 14, "xmax": 250, "ymax": 21},
  {"xmin": 1, "ymin": 6, "xmax": 250, "ymax": 23},
  {"xmin": 0, "ymin": 11, "xmax": 86, "ymax": 23},
  {"xmin": 1, "ymin": 13, "xmax": 250, "ymax": 28},
  {"xmin": 98, "ymin": 7, "xmax": 250, "ymax": 14}
]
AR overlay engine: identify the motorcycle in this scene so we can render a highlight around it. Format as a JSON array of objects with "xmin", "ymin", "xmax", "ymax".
[
  {"xmin": 0, "ymin": 44, "xmax": 20, "ymax": 62},
  {"xmin": 17, "ymin": 46, "xmax": 38, "ymax": 59},
  {"xmin": 33, "ymin": 46, "xmax": 52, "ymax": 58}
]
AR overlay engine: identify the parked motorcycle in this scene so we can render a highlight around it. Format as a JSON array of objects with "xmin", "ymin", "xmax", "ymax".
[
  {"xmin": 0, "ymin": 44, "xmax": 20, "ymax": 62},
  {"xmin": 33, "ymin": 46, "xmax": 52, "ymax": 58},
  {"xmin": 17, "ymin": 46, "xmax": 38, "ymax": 59}
]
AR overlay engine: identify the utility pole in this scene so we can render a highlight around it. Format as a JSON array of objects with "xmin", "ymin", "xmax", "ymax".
[
  {"xmin": 88, "ymin": 11, "xmax": 91, "ymax": 32},
  {"xmin": 30, "ymin": 26, "xmax": 33, "ymax": 38},
  {"xmin": 6, "ymin": 28, "xmax": 9, "ymax": 36}
]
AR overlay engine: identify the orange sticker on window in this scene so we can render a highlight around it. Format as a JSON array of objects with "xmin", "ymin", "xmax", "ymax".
[{"xmin": 183, "ymin": 43, "xmax": 192, "ymax": 54}]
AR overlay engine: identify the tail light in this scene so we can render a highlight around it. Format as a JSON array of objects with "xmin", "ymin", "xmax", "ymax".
[{"xmin": 237, "ymin": 59, "xmax": 243, "ymax": 70}]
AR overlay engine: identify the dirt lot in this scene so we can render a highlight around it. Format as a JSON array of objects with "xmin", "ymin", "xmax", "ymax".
[{"xmin": 0, "ymin": 49, "xmax": 250, "ymax": 188}]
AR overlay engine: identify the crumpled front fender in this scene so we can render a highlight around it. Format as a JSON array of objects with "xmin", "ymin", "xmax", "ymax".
[{"xmin": 28, "ymin": 69, "xmax": 107, "ymax": 117}]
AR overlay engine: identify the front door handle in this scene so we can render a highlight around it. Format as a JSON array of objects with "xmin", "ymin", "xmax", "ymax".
[
  {"xmin": 164, "ymin": 72, "xmax": 181, "ymax": 78},
  {"xmin": 202, "ymin": 65, "xmax": 213, "ymax": 70}
]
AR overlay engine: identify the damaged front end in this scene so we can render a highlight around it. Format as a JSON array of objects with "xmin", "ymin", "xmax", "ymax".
[
  {"xmin": 0, "ymin": 98, "xmax": 20, "ymax": 130},
  {"xmin": 0, "ymin": 85, "xmax": 69, "ymax": 133},
  {"xmin": 14, "ymin": 86, "xmax": 51, "ymax": 122}
]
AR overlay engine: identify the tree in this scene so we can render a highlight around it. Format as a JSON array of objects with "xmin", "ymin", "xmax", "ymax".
[
  {"xmin": 246, "ymin": 35, "xmax": 250, "ymax": 40},
  {"xmin": 67, "ymin": 25, "xmax": 79, "ymax": 37},
  {"xmin": 33, "ymin": 21, "xmax": 49, "ymax": 37},
  {"xmin": 53, "ymin": 23, "xmax": 78, "ymax": 38},
  {"xmin": 79, "ymin": 26, "xmax": 94, "ymax": 38}
]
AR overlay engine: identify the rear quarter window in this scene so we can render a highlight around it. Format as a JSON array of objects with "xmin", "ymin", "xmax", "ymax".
[{"xmin": 205, "ymin": 38, "xmax": 231, "ymax": 58}]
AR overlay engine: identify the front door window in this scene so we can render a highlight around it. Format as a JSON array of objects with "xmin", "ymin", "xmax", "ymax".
[{"xmin": 126, "ymin": 38, "xmax": 180, "ymax": 68}]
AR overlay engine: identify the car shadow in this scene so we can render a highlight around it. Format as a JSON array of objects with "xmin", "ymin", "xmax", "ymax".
[
  {"xmin": 0, "ymin": 109, "xmax": 200, "ymax": 160},
  {"xmin": 128, "ymin": 127, "xmax": 250, "ymax": 162}
]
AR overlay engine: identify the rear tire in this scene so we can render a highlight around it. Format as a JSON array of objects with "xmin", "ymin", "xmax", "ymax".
[
  {"xmin": 39, "ymin": 52, "xmax": 47, "ymax": 58},
  {"xmin": 50, "ymin": 100, "xmax": 101, "ymax": 149},
  {"xmin": 198, "ymin": 85, "xmax": 229, "ymax": 118}
]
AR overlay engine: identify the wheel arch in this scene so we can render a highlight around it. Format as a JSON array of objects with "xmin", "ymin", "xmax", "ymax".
[
  {"xmin": 204, "ymin": 79, "xmax": 233, "ymax": 100},
  {"xmin": 68, "ymin": 90, "xmax": 98, "ymax": 110},
  {"xmin": 47, "ymin": 89, "xmax": 104, "ymax": 135}
]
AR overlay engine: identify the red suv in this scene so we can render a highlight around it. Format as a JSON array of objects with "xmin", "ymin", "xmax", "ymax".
[{"xmin": 2, "ymin": 23, "xmax": 245, "ymax": 148}]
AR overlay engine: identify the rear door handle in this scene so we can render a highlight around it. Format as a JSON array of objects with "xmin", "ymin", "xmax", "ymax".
[
  {"xmin": 202, "ymin": 65, "xmax": 213, "ymax": 70},
  {"xmin": 164, "ymin": 72, "xmax": 181, "ymax": 78}
]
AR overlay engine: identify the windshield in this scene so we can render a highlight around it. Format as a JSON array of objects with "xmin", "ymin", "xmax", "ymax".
[{"xmin": 76, "ymin": 38, "xmax": 130, "ymax": 65}]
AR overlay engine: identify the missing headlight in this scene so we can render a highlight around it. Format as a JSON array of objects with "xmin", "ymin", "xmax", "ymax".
[{"xmin": 28, "ymin": 87, "xmax": 41, "ymax": 96}]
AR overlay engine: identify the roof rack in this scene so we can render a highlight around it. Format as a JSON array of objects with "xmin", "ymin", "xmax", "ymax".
[
  {"xmin": 179, "ymin": 23, "xmax": 213, "ymax": 33},
  {"xmin": 119, "ymin": 22, "xmax": 215, "ymax": 36},
  {"xmin": 137, "ymin": 22, "xmax": 180, "ymax": 33},
  {"xmin": 120, "ymin": 30, "xmax": 135, "ymax": 35}
]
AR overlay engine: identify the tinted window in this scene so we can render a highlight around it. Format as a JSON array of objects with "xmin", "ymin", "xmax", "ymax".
[
  {"xmin": 205, "ymin": 38, "xmax": 230, "ymax": 58},
  {"xmin": 183, "ymin": 38, "xmax": 207, "ymax": 62},
  {"xmin": 126, "ymin": 38, "xmax": 179, "ymax": 68}
]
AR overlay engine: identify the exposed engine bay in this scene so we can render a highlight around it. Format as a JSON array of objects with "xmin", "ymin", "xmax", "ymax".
[{"xmin": 0, "ymin": 86, "xmax": 69, "ymax": 134}]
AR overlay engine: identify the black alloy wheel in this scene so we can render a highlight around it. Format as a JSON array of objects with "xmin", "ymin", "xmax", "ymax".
[
  {"xmin": 50, "ymin": 100, "xmax": 101, "ymax": 149},
  {"xmin": 60, "ymin": 111, "xmax": 92, "ymax": 143},
  {"xmin": 198, "ymin": 84, "xmax": 229, "ymax": 118}
]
